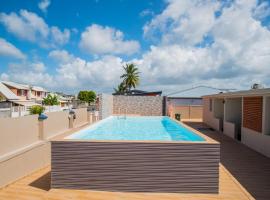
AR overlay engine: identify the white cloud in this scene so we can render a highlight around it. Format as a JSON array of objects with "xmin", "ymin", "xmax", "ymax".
[
  {"xmin": 55, "ymin": 55, "xmax": 124, "ymax": 89},
  {"xmin": 2, "ymin": 0, "xmax": 270, "ymax": 93},
  {"xmin": 137, "ymin": 0, "xmax": 270, "ymax": 90},
  {"xmin": 0, "ymin": 38, "xmax": 26, "ymax": 59},
  {"xmin": 143, "ymin": 0, "xmax": 220, "ymax": 46},
  {"xmin": 48, "ymin": 50, "xmax": 75, "ymax": 63},
  {"xmin": 31, "ymin": 62, "xmax": 46, "ymax": 72},
  {"xmin": 0, "ymin": 10, "xmax": 70, "ymax": 47},
  {"xmin": 140, "ymin": 9, "xmax": 154, "ymax": 17},
  {"xmin": 38, "ymin": 0, "xmax": 51, "ymax": 13},
  {"xmin": 79, "ymin": 24, "xmax": 140, "ymax": 55},
  {"xmin": 50, "ymin": 26, "xmax": 70, "ymax": 46}
]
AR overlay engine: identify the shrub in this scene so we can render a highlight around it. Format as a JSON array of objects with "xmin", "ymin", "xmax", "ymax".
[{"xmin": 29, "ymin": 105, "xmax": 45, "ymax": 115}]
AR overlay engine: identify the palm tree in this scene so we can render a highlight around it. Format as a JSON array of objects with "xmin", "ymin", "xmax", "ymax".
[
  {"xmin": 114, "ymin": 82, "xmax": 127, "ymax": 94},
  {"xmin": 120, "ymin": 63, "xmax": 140, "ymax": 91}
]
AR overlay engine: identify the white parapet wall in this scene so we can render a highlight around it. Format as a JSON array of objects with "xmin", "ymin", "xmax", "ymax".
[
  {"xmin": 43, "ymin": 111, "xmax": 70, "ymax": 139},
  {"xmin": 223, "ymin": 121, "xmax": 235, "ymax": 139},
  {"xmin": 203, "ymin": 98, "xmax": 220, "ymax": 131},
  {"xmin": 0, "ymin": 109, "xmax": 92, "ymax": 188},
  {"xmin": 242, "ymin": 127, "xmax": 270, "ymax": 158}
]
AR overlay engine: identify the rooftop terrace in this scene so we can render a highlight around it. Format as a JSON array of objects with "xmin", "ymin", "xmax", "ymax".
[{"xmin": 0, "ymin": 121, "xmax": 269, "ymax": 200}]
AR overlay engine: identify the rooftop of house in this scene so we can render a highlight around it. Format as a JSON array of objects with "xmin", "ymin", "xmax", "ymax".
[
  {"xmin": 1, "ymin": 81, "xmax": 47, "ymax": 92},
  {"xmin": 203, "ymin": 87, "xmax": 270, "ymax": 98},
  {"xmin": 0, "ymin": 82, "xmax": 19, "ymax": 100},
  {"xmin": 166, "ymin": 86, "xmax": 232, "ymax": 98}
]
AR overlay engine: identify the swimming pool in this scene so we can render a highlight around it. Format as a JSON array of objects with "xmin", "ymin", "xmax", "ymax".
[
  {"xmin": 67, "ymin": 116, "xmax": 205, "ymax": 141},
  {"xmin": 52, "ymin": 116, "xmax": 219, "ymax": 193}
]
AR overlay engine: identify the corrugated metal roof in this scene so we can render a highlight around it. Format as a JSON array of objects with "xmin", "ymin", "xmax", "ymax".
[
  {"xmin": 0, "ymin": 82, "xmax": 19, "ymax": 100},
  {"xmin": 203, "ymin": 88, "xmax": 270, "ymax": 98}
]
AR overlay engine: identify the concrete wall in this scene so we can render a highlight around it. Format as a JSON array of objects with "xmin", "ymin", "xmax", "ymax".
[
  {"xmin": 223, "ymin": 121, "xmax": 236, "ymax": 139},
  {"xmin": 242, "ymin": 127, "xmax": 270, "ymax": 158},
  {"xmin": 43, "ymin": 111, "xmax": 69, "ymax": 139},
  {"xmin": 225, "ymin": 98, "xmax": 242, "ymax": 125},
  {"xmin": 113, "ymin": 96, "xmax": 163, "ymax": 116},
  {"xmin": 0, "ymin": 109, "xmax": 92, "ymax": 188},
  {"xmin": 203, "ymin": 98, "xmax": 220, "ymax": 130},
  {"xmin": 74, "ymin": 108, "xmax": 88, "ymax": 127},
  {"xmin": 213, "ymin": 99, "xmax": 224, "ymax": 119},
  {"xmin": 264, "ymin": 96, "xmax": 270, "ymax": 134},
  {"xmin": 51, "ymin": 141, "xmax": 219, "ymax": 193},
  {"xmin": 99, "ymin": 94, "xmax": 113, "ymax": 119},
  {"xmin": 0, "ymin": 115, "xmax": 39, "ymax": 156},
  {"xmin": 170, "ymin": 106, "xmax": 202, "ymax": 120}
]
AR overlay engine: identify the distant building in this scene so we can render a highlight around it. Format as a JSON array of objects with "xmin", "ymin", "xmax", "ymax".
[
  {"xmin": 0, "ymin": 81, "xmax": 48, "ymax": 117},
  {"xmin": 166, "ymin": 86, "xmax": 232, "ymax": 120},
  {"xmin": 0, "ymin": 81, "xmax": 48, "ymax": 102},
  {"xmin": 53, "ymin": 92, "xmax": 75, "ymax": 107}
]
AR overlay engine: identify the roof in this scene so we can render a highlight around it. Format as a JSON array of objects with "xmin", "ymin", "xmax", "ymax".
[
  {"xmin": 113, "ymin": 89, "xmax": 162, "ymax": 96},
  {"xmin": 203, "ymin": 88, "xmax": 270, "ymax": 98},
  {"xmin": 167, "ymin": 86, "xmax": 229, "ymax": 98},
  {"xmin": 2, "ymin": 81, "xmax": 29, "ymax": 90},
  {"xmin": 0, "ymin": 82, "xmax": 19, "ymax": 100},
  {"xmin": 9, "ymin": 100, "xmax": 41, "ymax": 106},
  {"xmin": 1, "ymin": 81, "xmax": 47, "ymax": 92}
]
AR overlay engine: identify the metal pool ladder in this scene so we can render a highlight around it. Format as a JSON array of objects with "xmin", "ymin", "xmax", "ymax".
[{"xmin": 117, "ymin": 108, "xmax": 127, "ymax": 119}]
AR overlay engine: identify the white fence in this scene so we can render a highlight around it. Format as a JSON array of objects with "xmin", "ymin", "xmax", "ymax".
[{"xmin": 0, "ymin": 105, "xmax": 70, "ymax": 118}]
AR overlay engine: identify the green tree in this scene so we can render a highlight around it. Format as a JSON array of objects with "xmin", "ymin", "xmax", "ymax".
[
  {"xmin": 43, "ymin": 94, "xmax": 60, "ymax": 106},
  {"xmin": 29, "ymin": 105, "xmax": 45, "ymax": 115},
  {"xmin": 120, "ymin": 63, "xmax": 140, "ymax": 91},
  {"xmin": 78, "ymin": 91, "xmax": 96, "ymax": 105},
  {"xmin": 114, "ymin": 82, "xmax": 127, "ymax": 94}
]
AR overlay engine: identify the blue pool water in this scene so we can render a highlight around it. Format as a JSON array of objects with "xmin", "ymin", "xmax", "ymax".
[{"xmin": 67, "ymin": 116, "xmax": 205, "ymax": 141}]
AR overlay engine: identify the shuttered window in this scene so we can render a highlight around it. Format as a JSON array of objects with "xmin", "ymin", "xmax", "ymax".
[{"xmin": 243, "ymin": 96, "xmax": 263, "ymax": 133}]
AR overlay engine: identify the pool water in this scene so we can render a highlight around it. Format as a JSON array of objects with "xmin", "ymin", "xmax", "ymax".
[{"xmin": 67, "ymin": 116, "xmax": 205, "ymax": 141}]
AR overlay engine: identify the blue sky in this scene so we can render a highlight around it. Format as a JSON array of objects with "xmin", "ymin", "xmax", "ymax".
[{"xmin": 0, "ymin": 0, "xmax": 270, "ymax": 94}]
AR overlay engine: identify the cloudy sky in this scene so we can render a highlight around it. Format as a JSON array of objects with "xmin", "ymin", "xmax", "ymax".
[{"xmin": 0, "ymin": 0, "xmax": 270, "ymax": 94}]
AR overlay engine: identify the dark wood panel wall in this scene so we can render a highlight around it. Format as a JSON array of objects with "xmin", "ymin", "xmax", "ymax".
[
  {"xmin": 243, "ymin": 96, "xmax": 263, "ymax": 133},
  {"xmin": 51, "ymin": 141, "xmax": 220, "ymax": 193}
]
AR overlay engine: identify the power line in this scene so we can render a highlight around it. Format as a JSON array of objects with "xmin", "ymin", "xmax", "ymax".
[{"xmin": 166, "ymin": 85, "xmax": 236, "ymax": 96}]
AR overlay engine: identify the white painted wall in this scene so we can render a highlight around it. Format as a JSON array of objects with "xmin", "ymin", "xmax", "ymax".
[
  {"xmin": 203, "ymin": 98, "xmax": 220, "ymax": 131},
  {"xmin": 225, "ymin": 98, "xmax": 242, "ymax": 125},
  {"xmin": 242, "ymin": 127, "xmax": 270, "ymax": 158},
  {"xmin": 223, "ymin": 121, "xmax": 235, "ymax": 139},
  {"xmin": 264, "ymin": 96, "xmax": 270, "ymax": 135}
]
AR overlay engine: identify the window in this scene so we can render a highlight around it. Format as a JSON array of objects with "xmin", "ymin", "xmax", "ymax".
[{"xmin": 209, "ymin": 99, "xmax": 213, "ymax": 112}]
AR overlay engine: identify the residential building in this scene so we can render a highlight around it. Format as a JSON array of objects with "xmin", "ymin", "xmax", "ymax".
[
  {"xmin": 0, "ymin": 81, "xmax": 48, "ymax": 117},
  {"xmin": 167, "ymin": 86, "xmax": 231, "ymax": 120},
  {"xmin": 202, "ymin": 87, "xmax": 270, "ymax": 157},
  {"xmin": 1, "ymin": 81, "xmax": 48, "ymax": 102}
]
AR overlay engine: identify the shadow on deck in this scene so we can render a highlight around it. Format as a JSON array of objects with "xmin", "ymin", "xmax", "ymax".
[
  {"xmin": 29, "ymin": 171, "xmax": 51, "ymax": 191},
  {"xmin": 184, "ymin": 121, "xmax": 270, "ymax": 200}
]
